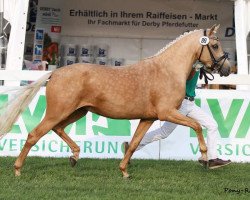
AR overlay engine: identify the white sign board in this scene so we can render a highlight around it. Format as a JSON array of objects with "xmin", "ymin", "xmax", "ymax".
[
  {"xmin": 59, "ymin": 0, "xmax": 235, "ymax": 39},
  {"xmin": 0, "ymin": 89, "xmax": 250, "ymax": 162}
]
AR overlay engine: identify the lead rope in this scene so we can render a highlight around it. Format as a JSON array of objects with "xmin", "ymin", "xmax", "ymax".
[{"xmin": 199, "ymin": 67, "xmax": 214, "ymax": 84}]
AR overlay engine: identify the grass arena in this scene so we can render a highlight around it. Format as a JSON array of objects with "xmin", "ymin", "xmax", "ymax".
[{"xmin": 0, "ymin": 157, "xmax": 249, "ymax": 200}]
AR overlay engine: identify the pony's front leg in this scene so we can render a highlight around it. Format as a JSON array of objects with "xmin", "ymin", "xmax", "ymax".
[
  {"xmin": 158, "ymin": 109, "xmax": 208, "ymax": 162},
  {"xmin": 119, "ymin": 119, "xmax": 154, "ymax": 178}
]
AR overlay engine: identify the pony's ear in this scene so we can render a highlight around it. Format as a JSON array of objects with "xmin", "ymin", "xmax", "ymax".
[
  {"xmin": 208, "ymin": 24, "xmax": 220, "ymax": 36},
  {"xmin": 214, "ymin": 24, "xmax": 220, "ymax": 33}
]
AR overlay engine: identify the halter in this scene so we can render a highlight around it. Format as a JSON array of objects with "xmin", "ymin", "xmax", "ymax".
[{"xmin": 198, "ymin": 30, "xmax": 229, "ymax": 73}]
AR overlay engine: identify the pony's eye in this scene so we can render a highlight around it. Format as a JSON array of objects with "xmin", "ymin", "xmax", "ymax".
[{"xmin": 212, "ymin": 44, "xmax": 219, "ymax": 50}]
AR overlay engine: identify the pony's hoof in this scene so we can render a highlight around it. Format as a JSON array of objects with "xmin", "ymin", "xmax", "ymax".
[
  {"xmin": 15, "ymin": 169, "xmax": 21, "ymax": 177},
  {"xmin": 69, "ymin": 156, "xmax": 77, "ymax": 167},
  {"xmin": 122, "ymin": 173, "xmax": 130, "ymax": 179}
]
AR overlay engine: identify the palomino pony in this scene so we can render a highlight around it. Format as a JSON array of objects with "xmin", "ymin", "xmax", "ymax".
[{"xmin": 0, "ymin": 25, "xmax": 231, "ymax": 178}]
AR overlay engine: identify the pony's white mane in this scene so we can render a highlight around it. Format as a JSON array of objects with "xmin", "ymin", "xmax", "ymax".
[{"xmin": 148, "ymin": 29, "xmax": 201, "ymax": 59}]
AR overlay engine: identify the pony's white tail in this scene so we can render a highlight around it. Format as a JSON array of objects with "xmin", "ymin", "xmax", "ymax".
[{"xmin": 0, "ymin": 72, "xmax": 52, "ymax": 139}]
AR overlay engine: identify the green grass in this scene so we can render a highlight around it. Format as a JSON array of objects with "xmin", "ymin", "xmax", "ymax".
[{"xmin": 0, "ymin": 157, "xmax": 249, "ymax": 200}]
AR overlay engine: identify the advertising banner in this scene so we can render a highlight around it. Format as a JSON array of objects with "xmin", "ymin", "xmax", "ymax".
[
  {"xmin": 33, "ymin": 0, "xmax": 62, "ymax": 65},
  {"xmin": 0, "ymin": 88, "xmax": 250, "ymax": 162},
  {"xmin": 60, "ymin": 0, "xmax": 235, "ymax": 39}
]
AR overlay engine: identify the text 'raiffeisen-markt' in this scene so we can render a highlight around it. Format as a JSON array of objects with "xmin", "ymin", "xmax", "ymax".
[{"xmin": 69, "ymin": 10, "xmax": 218, "ymax": 20}]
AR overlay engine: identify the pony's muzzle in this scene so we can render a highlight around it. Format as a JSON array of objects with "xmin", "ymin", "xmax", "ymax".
[
  {"xmin": 220, "ymin": 66, "xmax": 231, "ymax": 77},
  {"xmin": 219, "ymin": 57, "xmax": 231, "ymax": 77}
]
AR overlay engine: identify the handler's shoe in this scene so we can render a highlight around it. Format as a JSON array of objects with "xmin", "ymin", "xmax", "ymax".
[{"xmin": 208, "ymin": 158, "xmax": 231, "ymax": 169}]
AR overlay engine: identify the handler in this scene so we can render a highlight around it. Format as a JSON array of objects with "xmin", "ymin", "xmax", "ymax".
[{"xmin": 124, "ymin": 62, "xmax": 231, "ymax": 169}]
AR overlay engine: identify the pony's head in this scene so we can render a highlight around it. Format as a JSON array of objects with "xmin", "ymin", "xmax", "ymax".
[{"xmin": 197, "ymin": 24, "xmax": 231, "ymax": 77}]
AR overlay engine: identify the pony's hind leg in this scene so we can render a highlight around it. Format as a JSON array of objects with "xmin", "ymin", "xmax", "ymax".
[
  {"xmin": 13, "ymin": 104, "xmax": 80, "ymax": 176},
  {"xmin": 53, "ymin": 108, "xmax": 88, "ymax": 167},
  {"xmin": 119, "ymin": 119, "xmax": 154, "ymax": 178},
  {"xmin": 14, "ymin": 117, "xmax": 60, "ymax": 176}
]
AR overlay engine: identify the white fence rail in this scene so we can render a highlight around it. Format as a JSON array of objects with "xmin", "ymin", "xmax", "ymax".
[
  {"xmin": 0, "ymin": 70, "xmax": 51, "ymax": 81},
  {"xmin": 0, "ymin": 70, "xmax": 250, "ymax": 85}
]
